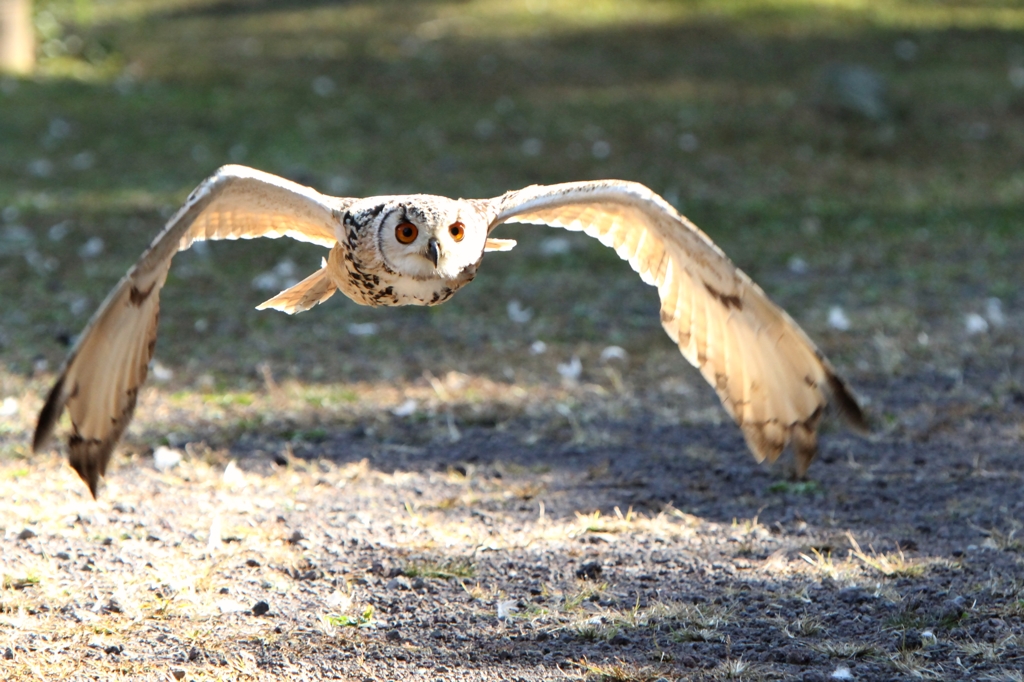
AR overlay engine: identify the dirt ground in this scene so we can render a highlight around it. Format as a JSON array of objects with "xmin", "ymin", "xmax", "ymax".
[{"xmin": 2, "ymin": 332, "xmax": 1023, "ymax": 681}]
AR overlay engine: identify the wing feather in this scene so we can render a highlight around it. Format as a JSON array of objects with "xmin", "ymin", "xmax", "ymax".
[
  {"xmin": 489, "ymin": 180, "xmax": 866, "ymax": 471},
  {"xmin": 33, "ymin": 165, "xmax": 348, "ymax": 496}
]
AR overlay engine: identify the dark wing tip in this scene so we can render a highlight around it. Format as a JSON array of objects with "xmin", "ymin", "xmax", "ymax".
[
  {"xmin": 826, "ymin": 371, "xmax": 870, "ymax": 434},
  {"xmin": 68, "ymin": 436, "xmax": 113, "ymax": 499},
  {"xmin": 740, "ymin": 422, "xmax": 786, "ymax": 465},
  {"xmin": 33, "ymin": 375, "xmax": 67, "ymax": 453}
]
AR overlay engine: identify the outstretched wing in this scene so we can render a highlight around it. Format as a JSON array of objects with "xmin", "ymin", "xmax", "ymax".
[
  {"xmin": 489, "ymin": 181, "xmax": 866, "ymax": 474},
  {"xmin": 33, "ymin": 165, "xmax": 350, "ymax": 496}
]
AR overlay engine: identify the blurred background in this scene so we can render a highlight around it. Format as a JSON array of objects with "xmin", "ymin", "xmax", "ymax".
[{"xmin": 0, "ymin": 0, "xmax": 1021, "ymax": 434}]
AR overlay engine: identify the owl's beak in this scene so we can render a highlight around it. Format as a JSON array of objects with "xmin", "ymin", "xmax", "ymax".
[{"xmin": 425, "ymin": 238, "xmax": 441, "ymax": 267}]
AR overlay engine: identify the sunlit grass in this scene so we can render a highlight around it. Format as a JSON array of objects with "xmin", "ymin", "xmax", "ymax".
[
  {"xmin": 578, "ymin": 656, "xmax": 669, "ymax": 682},
  {"xmin": 41, "ymin": 0, "xmax": 1024, "ymax": 37},
  {"xmin": 847, "ymin": 532, "xmax": 929, "ymax": 579}
]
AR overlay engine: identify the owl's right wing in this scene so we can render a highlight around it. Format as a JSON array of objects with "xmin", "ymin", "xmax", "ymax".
[
  {"xmin": 33, "ymin": 165, "xmax": 352, "ymax": 496},
  {"xmin": 488, "ymin": 180, "xmax": 866, "ymax": 474}
]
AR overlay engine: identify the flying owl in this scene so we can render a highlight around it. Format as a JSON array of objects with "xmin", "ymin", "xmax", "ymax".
[{"xmin": 33, "ymin": 165, "xmax": 866, "ymax": 497}]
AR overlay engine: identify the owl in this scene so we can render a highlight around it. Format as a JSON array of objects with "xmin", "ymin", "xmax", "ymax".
[{"xmin": 33, "ymin": 165, "xmax": 867, "ymax": 497}]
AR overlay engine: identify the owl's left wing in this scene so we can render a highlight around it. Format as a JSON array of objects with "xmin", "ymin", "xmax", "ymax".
[{"xmin": 488, "ymin": 180, "xmax": 866, "ymax": 474}]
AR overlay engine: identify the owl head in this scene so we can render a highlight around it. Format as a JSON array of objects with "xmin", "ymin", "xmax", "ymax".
[{"xmin": 365, "ymin": 196, "xmax": 486, "ymax": 281}]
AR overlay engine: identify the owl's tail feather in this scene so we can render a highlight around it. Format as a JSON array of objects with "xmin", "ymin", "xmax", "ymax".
[{"xmin": 256, "ymin": 260, "xmax": 337, "ymax": 314}]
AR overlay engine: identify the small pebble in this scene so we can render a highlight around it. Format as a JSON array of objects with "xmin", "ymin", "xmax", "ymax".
[
  {"xmin": 386, "ymin": 629, "xmax": 402, "ymax": 642},
  {"xmin": 16, "ymin": 528, "xmax": 36, "ymax": 540},
  {"xmin": 539, "ymin": 237, "xmax": 571, "ymax": 256},
  {"xmin": 171, "ymin": 671, "xmax": 185, "ymax": 681},
  {"xmin": 497, "ymin": 600, "xmax": 518, "ymax": 619},
  {"xmin": 391, "ymin": 398, "xmax": 418, "ymax": 417},
  {"xmin": 222, "ymin": 460, "xmax": 244, "ymax": 486},
  {"xmin": 0, "ymin": 396, "xmax": 17, "ymax": 417},
  {"xmin": 251, "ymin": 601, "xmax": 270, "ymax": 616},
  {"xmin": 788, "ymin": 255, "xmax": 809, "ymax": 274},
  {"xmin": 507, "ymin": 299, "xmax": 533, "ymax": 323},
  {"xmin": 831, "ymin": 664, "xmax": 853, "ymax": 680},
  {"xmin": 77, "ymin": 236, "xmax": 105, "ymax": 259},
  {"xmin": 557, "ymin": 356, "xmax": 582, "ymax": 381},
  {"xmin": 898, "ymin": 629, "xmax": 922, "ymax": 651},
  {"xmin": 964, "ymin": 312, "xmax": 988, "ymax": 335},
  {"xmin": 153, "ymin": 446, "xmax": 182, "ymax": 472},
  {"xmin": 575, "ymin": 561, "xmax": 602, "ymax": 580},
  {"xmin": 386, "ymin": 576, "xmax": 411, "ymax": 591},
  {"xmin": 828, "ymin": 306, "xmax": 851, "ymax": 331},
  {"xmin": 347, "ymin": 322, "xmax": 379, "ymax": 337},
  {"xmin": 599, "ymin": 345, "xmax": 628, "ymax": 363},
  {"xmin": 216, "ymin": 599, "xmax": 247, "ymax": 614},
  {"xmin": 150, "ymin": 361, "xmax": 173, "ymax": 382},
  {"xmin": 985, "ymin": 297, "xmax": 1005, "ymax": 327}
]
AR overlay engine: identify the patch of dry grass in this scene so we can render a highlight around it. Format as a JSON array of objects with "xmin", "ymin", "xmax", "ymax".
[
  {"xmin": 809, "ymin": 640, "xmax": 882, "ymax": 659},
  {"xmin": 577, "ymin": 656, "xmax": 669, "ymax": 682},
  {"xmin": 956, "ymin": 635, "xmax": 1019, "ymax": 663},
  {"xmin": 846, "ymin": 532, "xmax": 928, "ymax": 579},
  {"xmin": 570, "ymin": 506, "xmax": 701, "ymax": 540}
]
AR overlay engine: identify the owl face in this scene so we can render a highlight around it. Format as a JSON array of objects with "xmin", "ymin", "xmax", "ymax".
[{"xmin": 374, "ymin": 196, "xmax": 486, "ymax": 281}]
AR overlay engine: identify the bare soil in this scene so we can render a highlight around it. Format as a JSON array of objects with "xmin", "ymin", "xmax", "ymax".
[{"xmin": 2, "ymin": 348, "xmax": 1023, "ymax": 681}]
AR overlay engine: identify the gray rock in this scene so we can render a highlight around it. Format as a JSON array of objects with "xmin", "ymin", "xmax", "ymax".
[
  {"xmin": 386, "ymin": 576, "xmax": 411, "ymax": 591},
  {"xmin": 898, "ymin": 629, "xmax": 923, "ymax": 651}
]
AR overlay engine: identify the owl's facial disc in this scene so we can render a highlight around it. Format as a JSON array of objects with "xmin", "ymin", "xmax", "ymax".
[{"xmin": 377, "ymin": 200, "xmax": 482, "ymax": 280}]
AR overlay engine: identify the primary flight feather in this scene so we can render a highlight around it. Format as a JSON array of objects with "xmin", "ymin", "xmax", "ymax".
[{"xmin": 33, "ymin": 165, "xmax": 866, "ymax": 496}]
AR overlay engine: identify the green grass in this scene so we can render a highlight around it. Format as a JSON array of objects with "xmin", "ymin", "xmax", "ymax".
[
  {"xmin": 323, "ymin": 606, "xmax": 375, "ymax": 629},
  {"xmin": 2, "ymin": 574, "xmax": 40, "ymax": 590},
  {"xmin": 767, "ymin": 480, "xmax": 822, "ymax": 495},
  {"xmin": 2, "ymin": 1, "xmax": 1022, "ymax": 437}
]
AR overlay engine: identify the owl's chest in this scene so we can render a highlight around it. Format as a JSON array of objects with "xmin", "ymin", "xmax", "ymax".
[{"xmin": 325, "ymin": 244, "xmax": 470, "ymax": 307}]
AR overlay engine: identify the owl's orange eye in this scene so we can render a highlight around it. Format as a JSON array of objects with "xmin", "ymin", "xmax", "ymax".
[
  {"xmin": 449, "ymin": 221, "xmax": 465, "ymax": 242},
  {"xmin": 395, "ymin": 222, "xmax": 418, "ymax": 244}
]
